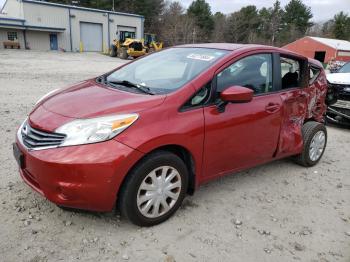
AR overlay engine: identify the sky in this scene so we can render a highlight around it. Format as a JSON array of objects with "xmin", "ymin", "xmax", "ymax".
[{"xmin": 0, "ymin": 0, "xmax": 349, "ymax": 22}]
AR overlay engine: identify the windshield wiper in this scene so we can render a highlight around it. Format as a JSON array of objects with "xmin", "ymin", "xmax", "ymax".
[
  {"xmin": 96, "ymin": 75, "xmax": 107, "ymax": 84},
  {"xmin": 107, "ymin": 80, "xmax": 155, "ymax": 95}
]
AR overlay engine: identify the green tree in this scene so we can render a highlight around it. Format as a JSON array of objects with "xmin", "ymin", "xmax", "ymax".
[
  {"xmin": 258, "ymin": 1, "xmax": 284, "ymax": 45},
  {"xmin": 187, "ymin": 0, "xmax": 214, "ymax": 41},
  {"xmin": 332, "ymin": 12, "xmax": 350, "ymax": 40},
  {"xmin": 225, "ymin": 6, "xmax": 260, "ymax": 44},
  {"xmin": 281, "ymin": 0, "xmax": 313, "ymax": 42}
]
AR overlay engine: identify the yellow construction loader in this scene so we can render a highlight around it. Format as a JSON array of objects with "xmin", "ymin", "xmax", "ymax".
[
  {"xmin": 110, "ymin": 38, "xmax": 147, "ymax": 59},
  {"xmin": 110, "ymin": 31, "xmax": 162, "ymax": 59},
  {"xmin": 144, "ymin": 33, "xmax": 163, "ymax": 52}
]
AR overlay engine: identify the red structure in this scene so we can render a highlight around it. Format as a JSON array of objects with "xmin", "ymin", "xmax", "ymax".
[{"xmin": 283, "ymin": 36, "xmax": 350, "ymax": 63}]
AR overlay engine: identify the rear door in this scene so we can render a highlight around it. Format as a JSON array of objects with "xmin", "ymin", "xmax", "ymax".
[
  {"xmin": 275, "ymin": 54, "xmax": 309, "ymax": 157},
  {"xmin": 202, "ymin": 52, "xmax": 283, "ymax": 179}
]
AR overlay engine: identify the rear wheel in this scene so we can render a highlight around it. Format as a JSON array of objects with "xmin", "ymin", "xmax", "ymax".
[
  {"xmin": 118, "ymin": 151, "xmax": 188, "ymax": 226},
  {"xmin": 294, "ymin": 121, "xmax": 327, "ymax": 167}
]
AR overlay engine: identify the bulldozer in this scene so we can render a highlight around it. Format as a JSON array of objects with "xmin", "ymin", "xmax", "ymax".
[
  {"xmin": 110, "ymin": 31, "xmax": 162, "ymax": 59},
  {"xmin": 110, "ymin": 31, "xmax": 146, "ymax": 59}
]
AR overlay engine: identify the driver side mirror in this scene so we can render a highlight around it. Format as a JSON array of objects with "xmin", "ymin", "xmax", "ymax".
[{"xmin": 220, "ymin": 86, "xmax": 253, "ymax": 103}]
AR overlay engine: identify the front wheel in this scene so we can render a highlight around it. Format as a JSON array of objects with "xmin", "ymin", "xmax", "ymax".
[
  {"xmin": 110, "ymin": 45, "xmax": 117, "ymax": 57},
  {"xmin": 118, "ymin": 47, "xmax": 128, "ymax": 59},
  {"xmin": 118, "ymin": 151, "xmax": 188, "ymax": 226},
  {"xmin": 294, "ymin": 121, "xmax": 327, "ymax": 167}
]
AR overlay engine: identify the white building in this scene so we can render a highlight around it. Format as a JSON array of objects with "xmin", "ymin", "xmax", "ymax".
[{"xmin": 0, "ymin": 0, "xmax": 144, "ymax": 52}]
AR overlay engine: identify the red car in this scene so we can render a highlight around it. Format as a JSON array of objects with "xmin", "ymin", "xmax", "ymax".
[{"xmin": 13, "ymin": 44, "xmax": 328, "ymax": 226}]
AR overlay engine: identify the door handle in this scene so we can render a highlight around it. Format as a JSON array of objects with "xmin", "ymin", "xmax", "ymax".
[{"xmin": 265, "ymin": 103, "xmax": 280, "ymax": 113}]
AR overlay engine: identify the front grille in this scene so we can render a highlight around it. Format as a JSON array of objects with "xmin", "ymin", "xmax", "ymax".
[
  {"xmin": 329, "ymin": 83, "xmax": 350, "ymax": 100},
  {"xmin": 21, "ymin": 121, "xmax": 66, "ymax": 149}
]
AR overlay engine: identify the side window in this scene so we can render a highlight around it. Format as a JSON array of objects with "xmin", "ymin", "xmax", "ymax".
[
  {"xmin": 309, "ymin": 65, "xmax": 321, "ymax": 85},
  {"xmin": 280, "ymin": 57, "xmax": 301, "ymax": 89},
  {"xmin": 216, "ymin": 54, "xmax": 273, "ymax": 95}
]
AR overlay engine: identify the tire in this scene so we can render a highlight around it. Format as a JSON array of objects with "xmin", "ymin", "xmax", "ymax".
[
  {"xmin": 118, "ymin": 47, "xmax": 128, "ymax": 59},
  {"xmin": 110, "ymin": 45, "xmax": 117, "ymax": 57},
  {"xmin": 294, "ymin": 121, "xmax": 327, "ymax": 167},
  {"xmin": 118, "ymin": 151, "xmax": 189, "ymax": 226}
]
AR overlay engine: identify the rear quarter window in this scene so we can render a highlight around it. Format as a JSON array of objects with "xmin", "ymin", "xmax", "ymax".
[{"xmin": 309, "ymin": 65, "xmax": 321, "ymax": 85}]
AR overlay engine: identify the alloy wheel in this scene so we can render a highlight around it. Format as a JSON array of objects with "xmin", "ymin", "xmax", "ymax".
[{"xmin": 309, "ymin": 130, "xmax": 326, "ymax": 161}]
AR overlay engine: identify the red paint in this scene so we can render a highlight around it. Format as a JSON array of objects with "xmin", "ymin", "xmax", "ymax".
[
  {"xmin": 283, "ymin": 36, "xmax": 350, "ymax": 63},
  {"xmin": 15, "ymin": 44, "xmax": 328, "ymax": 212},
  {"xmin": 41, "ymin": 81, "xmax": 166, "ymax": 119},
  {"xmin": 220, "ymin": 86, "xmax": 253, "ymax": 103}
]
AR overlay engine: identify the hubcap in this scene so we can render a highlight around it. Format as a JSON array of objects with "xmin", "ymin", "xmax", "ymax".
[
  {"xmin": 137, "ymin": 166, "xmax": 181, "ymax": 218},
  {"xmin": 309, "ymin": 130, "xmax": 326, "ymax": 162}
]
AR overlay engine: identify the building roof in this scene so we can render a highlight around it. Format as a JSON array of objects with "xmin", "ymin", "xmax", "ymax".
[
  {"xmin": 309, "ymin": 36, "xmax": 350, "ymax": 51},
  {"xmin": 0, "ymin": 16, "xmax": 25, "ymax": 22},
  {"xmin": 21, "ymin": 0, "xmax": 144, "ymax": 18}
]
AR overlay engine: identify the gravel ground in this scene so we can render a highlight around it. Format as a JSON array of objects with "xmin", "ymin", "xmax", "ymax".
[{"xmin": 0, "ymin": 50, "xmax": 349, "ymax": 262}]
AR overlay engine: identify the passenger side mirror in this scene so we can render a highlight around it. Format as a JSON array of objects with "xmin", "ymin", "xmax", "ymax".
[{"xmin": 220, "ymin": 86, "xmax": 253, "ymax": 103}]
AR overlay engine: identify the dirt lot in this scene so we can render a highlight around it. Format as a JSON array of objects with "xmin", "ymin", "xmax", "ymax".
[{"xmin": 0, "ymin": 50, "xmax": 349, "ymax": 262}]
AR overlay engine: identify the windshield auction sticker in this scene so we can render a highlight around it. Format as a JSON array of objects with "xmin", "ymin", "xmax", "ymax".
[{"xmin": 187, "ymin": 54, "xmax": 216, "ymax": 61}]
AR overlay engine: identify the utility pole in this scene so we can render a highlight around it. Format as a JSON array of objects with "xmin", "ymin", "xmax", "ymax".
[
  {"xmin": 192, "ymin": 28, "xmax": 196, "ymax": 44},
  {"xmin": 112, "ymin": 0, "xmax": 115, "ymax": 11}
]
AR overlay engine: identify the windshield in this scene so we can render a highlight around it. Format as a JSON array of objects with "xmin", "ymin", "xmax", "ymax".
[
  {"xmin": 338, "ymin": 62, "xmax": 350, "ymax": 73},
  {"xmin": 106, "ymin": 47, "xmax": 229, "ymax": 94}
]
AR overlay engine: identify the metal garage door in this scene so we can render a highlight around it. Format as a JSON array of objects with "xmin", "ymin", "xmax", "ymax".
[{"xmin": 80, "ymin": 22, "xmax": 103, "ymax": 52}]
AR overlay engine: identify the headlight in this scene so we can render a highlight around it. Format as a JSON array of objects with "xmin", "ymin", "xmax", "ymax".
[
  {"xmin": 35, "ymin": 89, "xmax": 60, "ymax": 105},
  {"xmin": 56, "ymin": 114, "xmax": 138, "ymax": 147}
]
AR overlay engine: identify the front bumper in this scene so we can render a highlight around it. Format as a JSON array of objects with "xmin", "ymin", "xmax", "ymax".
[
  {"xmin": 326, "ymin": 100, "xmax": 350, "ymax": 126},
  {"xmin": 15, "ymin": 134, "xmax": 143, "ymax": 212}
]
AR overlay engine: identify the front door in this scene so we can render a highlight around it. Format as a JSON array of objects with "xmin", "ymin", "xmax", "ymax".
[
  {"xmin": 203, "ymin": 53, "xmax": 283, "ymax": 178},
  {"xmin": 49, "ymin": 34, "xmax": 58, "ymax": 50}
]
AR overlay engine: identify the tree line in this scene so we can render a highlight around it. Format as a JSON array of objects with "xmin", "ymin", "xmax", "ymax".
[{"xmin": 48, "ymin": 0, "xmax": 350, "ymax": 46}]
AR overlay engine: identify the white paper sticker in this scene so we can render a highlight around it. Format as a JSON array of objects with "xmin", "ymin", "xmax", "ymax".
[{"xmin": 187, "ymin": 53, "xmax": 215, "ymax": 61}]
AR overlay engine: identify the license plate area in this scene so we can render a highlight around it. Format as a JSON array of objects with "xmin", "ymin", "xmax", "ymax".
[{"xmin": 13, "ymin": 143, "xmax": 25, "ymax": 169}]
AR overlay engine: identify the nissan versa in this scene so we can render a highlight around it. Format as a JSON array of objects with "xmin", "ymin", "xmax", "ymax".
[{"xmin": 14, "ymin": 44, "xmax": 328, "ymax": 226}]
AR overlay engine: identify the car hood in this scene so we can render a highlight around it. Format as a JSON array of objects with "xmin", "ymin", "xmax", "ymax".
[
  {"xmin": 326, "ymin": 73, "xmax": 350, "ymax": 85},
  {"xmin": 40, "ymin": 80, "xmax": 166, "ymax": 118}
]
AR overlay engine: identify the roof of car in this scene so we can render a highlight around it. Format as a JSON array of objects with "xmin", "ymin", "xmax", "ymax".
[
  {"xmin": 178, "ymin": 43, "xmax": 247, "ymax": 50},
  {"xmin": 308, "ymin": 57, "xmax": 324, "ymax": 68},
  {"xmin": 177, "ymin": 43, "xmax": 269, "ymax": 51},
  {"xmin": 177, "ymin": 43, "xmax": 299, "ymax": 54},
  {"xmin": 176, "ymin": 43, "xmax": 308, "ymax": 61}
]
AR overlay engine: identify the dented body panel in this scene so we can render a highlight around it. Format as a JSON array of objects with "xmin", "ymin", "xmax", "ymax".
[{"xmin": 276, "ymin": 64, "xmax": 327, "ymax": 157}]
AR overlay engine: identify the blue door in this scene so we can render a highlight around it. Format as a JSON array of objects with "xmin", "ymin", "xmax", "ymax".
[{"xmin": 49, "ymin": 34, "xmax": 58, "ymax": 50}]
